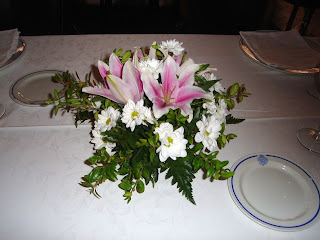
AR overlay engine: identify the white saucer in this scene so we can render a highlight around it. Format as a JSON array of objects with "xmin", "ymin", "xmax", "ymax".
[
  {"xmin": 9, "ymin": 70, "xmax": 65, "ymax": 106},
  {"xmin": 0, "ymin": 38, "xmax": 26, "ymax": 71},
  {"xmin": 228, "ymin": 153, "xmax": 320, "ymax": 231},
  {"xmin": 0, "ymin": 104, "xmax": 5, "ymax": 118}
]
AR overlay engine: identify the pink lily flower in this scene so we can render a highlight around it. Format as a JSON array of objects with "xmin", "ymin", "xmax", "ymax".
[
  {"xmin": 82, "ymin": 53, "xmax": 143, "ymax": 104},
  {"xmin": 141, "ymin": 56, "xmax": 208, "ymax": 120}
]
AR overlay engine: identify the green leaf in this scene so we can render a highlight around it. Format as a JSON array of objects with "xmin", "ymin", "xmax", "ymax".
[
  {"xmin": 106, "ymin": 162, "xmax": 118, "ymax": 181},
  {"xmin": 136, "ymin": 180, "xmax": 145, "ymax": 193},
  {"xmin": 87, "ymin": 156, "xmax": 103, "ymax": 164},
  {"xmin": 54, "ymin": 105, "xmax": 59, "ymax": 115},
  {"xmin": 199, "ymin": 80, "xmax": 219, "ymax": 91},
  {"xmin": 122, "ymin": 51, "xmax": 131, "ymax": 63},
  {"xmin": 195, "ymin": 75, "xmax": 207, "ymax": 84},
  {"xmin": 142, "ymin": 168, "xmax": 150, "ymax": 184},
  {"xmin": 220, "ymin": 161, "xmax": 229, "ymax": 168},
  {"xmin": 119, "ymin": 181, "xmax": 133, "ymax": 191},
  {"xmin": 152, "ymin": 44, "xmax": 159, "ymax": 49},
  {"xmin": 165, "ymin": 158, "xmax": 196, "ymax": 205},
  {"xmin": 123, "ymin": 192, "xmax": 132, "ymax": 197},
  {"xmin": 85, "ymin": 167, "xmax": 103, "ymax": 183},
  {"xmin": 206, "ymin": 166, "xmax": 215, "ymax": 178},
  {"xmin": 220, "ymin": 171, "xmax": 234, "ymax": 179},
  {"xmin": 198, "ymin": 64, "xmax": 210, "ymax": 72},
  {"xmin": 80, "ymin": 181, "xmax": 92, "ymax": 188},
  {"xmin": 54, "ymin": 89, "xmax": 59, "ymax": 100},
  {"xmin": 226, "ymin": 114, "xmax": 245, "ymax": 124},
  {"xmin": 191, "ymin": 143, "xmax": 203, "ymax": 153},
  {"xmin": 229, "ymin": 83, "xmax": 239, "ymax": 96},
  {"xmin": 116, "ymin": 48, "xmax": 123, "ymax": 56},
  {"xmin": 118, "ymin": 164, "xmax": 130, "ymax": 175}
]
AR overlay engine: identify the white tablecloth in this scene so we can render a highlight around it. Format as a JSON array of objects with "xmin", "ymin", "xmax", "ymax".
[{"xmin": 0, "ymin": 34, "xmax": 320, "ymax": 240}]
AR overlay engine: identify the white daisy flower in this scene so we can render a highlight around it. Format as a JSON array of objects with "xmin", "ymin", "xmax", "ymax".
[
  {"xmin": 203, "ymin": 99, "xmax": 217, "ymax": 115},
  {"xmin": 121, "ymin": 99, "xmax": 153, "ymax": 131},
  {"xmin": 202, "ymin": 72, "xmax": 224, "ymax": 94},
  {"xmin": 91, "ymin": 129, "xmax": 116, "ymax": 155},
  {"xmin": 202, "ymin": 72, "xmax": 217, "ymax": 81},
  {"xmin": 195, "ymin": 115, "xmax": 222, "ymax": 152},
  {"xmin": 154, "ymin": 122, "xmax": 188, "ymax": 162},
  {"xmin": 159, "ymin": 39, "xmax": 184, "ymax": 56},
  {"xmin": 139, "ymin": 59, "xmax": 163, "ymax": 79},
  {"xmin": 203, "ymin": 98, "xmax": 228, "ymax": 122},
  {"xmin": 212, "ymin": 99, "xmax": 228, "ymax": 122},
  {"xmin": 143, "ymin": 107, "xmax": 156, "ymax": 124},
  {"xmin": 95, "ymin": 106, "xmax": 120, "ymax": 132}
]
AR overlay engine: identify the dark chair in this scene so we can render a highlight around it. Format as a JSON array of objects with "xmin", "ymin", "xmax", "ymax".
[{"xmin": 284, "ymin": 0, "xmax": 320, "ymax": 35}]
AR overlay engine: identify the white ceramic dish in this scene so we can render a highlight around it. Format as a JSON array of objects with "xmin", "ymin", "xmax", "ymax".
[
  {"xmin": 239, "ymin": 38, "xmax": 320, "ymax": 74},
  {"xmin": 0, "ymin": 104, "xmax": 5, "ymax": 118},
  {"xmin": 228, "ymin": 153, "xmax": 320, "ymax": 231},
  {"xmin": 9, "ymin": 70, "xmax": 65, "ymax": 106},
  {"xmin": 0, "ymin": 37, "xmax": 26, "ymax": 70}
]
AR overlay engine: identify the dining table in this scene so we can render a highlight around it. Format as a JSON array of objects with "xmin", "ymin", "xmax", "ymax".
[{"xmin": 0, "ymin": 33, "xmax": 320, "ymax": 240}]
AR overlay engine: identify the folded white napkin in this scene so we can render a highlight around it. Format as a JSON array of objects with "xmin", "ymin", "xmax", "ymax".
[
  {"xmin": 0, "ymin": 28, "xmax": 20, "ymax": 66},
  {"xmin": 240, "ymin": 29, "xmax": 320, "ymax": 69}
]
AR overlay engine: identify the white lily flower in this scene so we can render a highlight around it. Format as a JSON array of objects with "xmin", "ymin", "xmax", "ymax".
[
  {"xmin": 91, "ymin": 129, "xmax": 116, "ymax": 155},
  {"xmin": 195, "ymin": 115, "xmax": 222, "ymax": 152},
  {"xmin": 121, "ymin": 99, "xmax": 153, "ymax": 131},
  {"xmin": 95, "ymin": 106, "xmax": 120, "ymax": 132},
  {"xmin": 159, "ymin": 39, "xmax": 184, "ymax": 56},
  {"xmin": 154, "ymin": 122, "xmax": 188, "ymax": 162}
]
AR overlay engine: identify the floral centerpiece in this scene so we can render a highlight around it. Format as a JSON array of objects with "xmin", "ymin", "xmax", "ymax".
[{"xmin": 47, "ymin": 40, "xmax": 250, "ymax": 204}]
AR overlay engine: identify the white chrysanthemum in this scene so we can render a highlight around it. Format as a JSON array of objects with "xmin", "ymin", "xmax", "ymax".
[
  {"xmin": 212, "ymin": 99, "xmax": 228, "ymax": 122},
  {"xmin": 95, "ymin": 106, "xmax": 120, "ymax": 132},
  {"xmin": 210, "ymin": 81, "xmax": 224, "ymax": 94},
  {"xmin": 143, "ymin": 107, "xmax": 156, "ymax": 124},
  {"xmin": 91, "ymin": 129, "xmax": 116, "ymax": 155},
  {"xmin": 195, "ymin": 115, "xmax": 222, "ymax": 152},
  {"xmin": 202, "ymin": 72, "xmax": 217, "ymax": 81},
  {"xmin": 159, "ymin": 39, "xmax": 184, "ymax": 56},
  {"xmin": 202, "ymin": 72, "xmax": 224, "ymax": 94},
  {"xmin": 203, "ymin": 99, "xmax": 217, "ymax": 115},
  {"xmin": 121, "ymin": 99, "xmax": 154, "ymax": 131},
  {"xmin": 139, "ymin": 59, "xmax": 163, "ymax": 79},
  {"xmin": 154, "ymin": 122, "xmax": 188, "ymax": 162},
  {"xmin": 203, "ymin": 98, "xmax": 228, "ymax": 122}
]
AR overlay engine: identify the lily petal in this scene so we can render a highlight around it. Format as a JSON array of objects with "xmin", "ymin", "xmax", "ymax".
[
  {"xmin": 109, "ymin": 53, "xmax": 123, "ymax": 78},
  {"xmin": 174, "ymin": 53, "xmax": 183, "ymax": 65},
  {"xmin": 161, "ymin": 56, "xmax": 178, "ymax": 95},
  {"xmin": 122, "ymin": 61, "xmax": 143, "ymax": 102},
  {"xmin": 106, "ymin": 75, "xmax": 133, "ymax": 104},
  {"xmin": 175, "ymin": 86, "xmax": 207, "ymax": 105},
  {"xmin": 141, "ymin": 71, "xmax": 163, "ymax": 100},
  {"xmin": 132, "ymin": 48, "xmax": 140, "ymax": 69},
  {"xmin": 152, "ymin": 97, "xmax": 176, "ymax": 119},
  {"xmin": 178, "ymin": 64, "xmax": 199, "ymax": 88},
  {"xmin": 177, "ymin": 58, "xmax": 195, "ymax": 76},
  {"xmin": 98, "ymin": 60, "xmax": 109, "ymax": 79},
  {"xmin": 148, "ymin": 41, "xmax": 156, "ymax": 60},
  {"xmin": 82, "ymin": 87, "xmax": 121, "ymax": 104}
]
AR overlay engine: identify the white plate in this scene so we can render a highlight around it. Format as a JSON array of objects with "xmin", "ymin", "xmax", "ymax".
[
  {"xmin": 239, "ymin": 38, "xmax": 320, "ymax": 74},
  {"xmin": 228, "ymin": 153, "xmax": 320, "ymax": 231},
  {"xmin": 0, "ymin": 37, "xmax": 26, "ymax": 70},
  {"xmin": 9, "ymin": 70, "xmax": 65, "ymax": 106}
]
